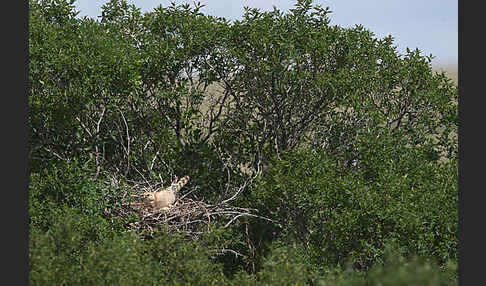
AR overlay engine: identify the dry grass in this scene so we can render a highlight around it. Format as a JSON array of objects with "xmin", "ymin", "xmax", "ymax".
[{"xmin": 433, "ymin": 63, "xmax": 458, "ymax": 84}]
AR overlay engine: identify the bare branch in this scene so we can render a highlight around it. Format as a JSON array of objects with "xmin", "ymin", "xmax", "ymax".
[{"xmin": 117, "ymin": 107, "xmax": 131, "ymax": 175}]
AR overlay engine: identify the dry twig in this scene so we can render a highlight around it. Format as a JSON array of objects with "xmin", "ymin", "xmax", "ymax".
[{"xmin": 119, "ymin": 179, "xmax": 275, "ymax": 240}]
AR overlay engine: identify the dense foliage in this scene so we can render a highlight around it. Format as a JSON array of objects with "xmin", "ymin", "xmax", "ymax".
[{"xmin": 29, "ymin": 0, "xmax": 458, "ymax": 284}]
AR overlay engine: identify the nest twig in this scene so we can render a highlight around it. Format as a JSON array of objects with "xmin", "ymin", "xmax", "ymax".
[{"xmin": 121, "ymin": 180, "xmax": 275, "ymax": 239}]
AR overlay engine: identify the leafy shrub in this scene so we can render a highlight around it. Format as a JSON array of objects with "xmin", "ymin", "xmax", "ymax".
[
  {"xmin": 29, "ymin": 0, "xmax": 234, "ymax": 181},
  {"xmin": 29, "ymin": 0, "xmax": 457, "ymax": 179},
  {"xmin": 30, "ymin": 216, "xmax": 231, "ymax": 285},
  {"xmin": 315, "ymin": 243, "xmax": 458, "ymax": 286},
  {"xmin": 28, "ymin": 0, "xmax": 458, "ymax": 284},
  {"xmin": 231, "ymin": 242, "xmax": 458, "ymax": 285},
  {"xmin": 254, "ymin": 245, "xmax": 318, "ymax": 285},
  {"xmin": 28, "ymin": 159, "xmax": 130, "ymax": 233},
  {"xmin": 216, "ymin": 0, "xmax": 457, "ymax": 172},
  {"xmin": 250, "ymin": 143, "xmax": 457, "ymax": 270},
  {"xmin": 29, "ymin": 207, "xmax": 127, "ymax": 285},
  {"xmin": 362, "ymin": 252, "xmax": 457, "ymax": 286},
  {"xmin": 143, "ymin": 232, "xmax": 230, "ymax": 285}
]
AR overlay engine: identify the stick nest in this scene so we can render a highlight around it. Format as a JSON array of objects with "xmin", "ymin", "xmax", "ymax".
[{"xmin": 120, "ymin": 180, "xmax": 269, "ymax": 238}]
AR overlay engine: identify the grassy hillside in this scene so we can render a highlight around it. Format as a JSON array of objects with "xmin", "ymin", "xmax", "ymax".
[{"xmin": 433, "ymin": 63, "xmax": 458, "ymax": 84}]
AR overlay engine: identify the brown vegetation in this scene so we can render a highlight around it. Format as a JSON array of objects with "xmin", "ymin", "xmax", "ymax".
[{"xmin": 433, "ymin": 63, "xmax": 458, "ymax": 84}]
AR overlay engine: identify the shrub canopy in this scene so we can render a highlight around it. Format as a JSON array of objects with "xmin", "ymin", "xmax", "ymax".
[{"xmin": 28, "ymin": 0, "xmax": 458, "ymax": 284}]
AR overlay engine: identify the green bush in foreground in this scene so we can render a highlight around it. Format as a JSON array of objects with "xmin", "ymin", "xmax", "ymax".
[
  {"xmin": 28, "ymin": 159, "xmax": 130, "ymax": 234},
  {"xmin": 29, "ymin": 211, "xmax": 153, "ymax": 285},
  {"xmin": 30, "ymin": 221, "xmax": 457, "ymax": 286},
  {"xmin": 229, "ymin": 243, "xmax": 457, "ymax": 285},
  {"xmin": 27, "ymin": 154, "xmax": 456, "ymax": 284},
  {"xmin": 316, "ymin": 243, "xmax": 458, "ymax": 286},
  {"xmin": 29, "ymin": 214, "xmax": 230, "ymax": 285},
  {"xmin": 250, "ymin": 142, "xmax": 457, "ymax": 270}
]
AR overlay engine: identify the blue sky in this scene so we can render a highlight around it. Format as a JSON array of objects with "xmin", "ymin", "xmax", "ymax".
[{"xmin": 73, "ymin": 0, "xmax": 457, "ymax": 67}]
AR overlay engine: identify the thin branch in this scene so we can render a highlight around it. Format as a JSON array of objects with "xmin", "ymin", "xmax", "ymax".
[
  {"xmin": 150, "ymin": 150, "xmax": 159, "ymax": 172},
  {"xmin": 95, "ymin": 107, "xmax": 106, "ymax": 177},
  {"xmin": 117, "ymin": 107, "xmax": 131, "ymax": 175},
  {"xmin": 75, "ymin": 116, "xmax": 93, "ymax": 138},
  {"xmin": 209, "ymin": 248, "xmax": 248, "ymax": 259},
  {"xmin": 220, "ymin": 178, "xmax": 250, "ymax": 205},
  {"xmin": 43, "ymin": 147, "xmax": 66, "ymax": 161}
]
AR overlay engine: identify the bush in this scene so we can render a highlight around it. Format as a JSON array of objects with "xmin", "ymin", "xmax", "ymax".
[
  {"xmin": 230, "ymin": 242, "xmax": 458, "ymax": 285},
  {"xmin": 28, "ymin": 159, "xmax": 130, "ymax": 233},
  {"xmin": 29, "ymin": 208, "xmax": 130, "ymax": 285},
  {"xmin": 250, "ymin": 143, "xmax": 457, "ymax": 270},
  {"xmin": 216, "ymin": 0, "xmax": 457, "ymax": 172},
  {"xmin": 29, "ymin": 0, "xmax": 234, "ymax": 182},
  {"xmin": 29, "ymin": 217, "xmax": 231, "ymax": 285},
  {"xmin": 315, "ymin": 243, "xmax": 458, "ymax": 286},
  {"xmin": 29, "ymin": 0, "xmax": 457, "ymax": 179},
  {"xmin": 254, "ymin": 245, "xmax": 318, "ymax": 285},
  {"xmin": 28, "ymin": 0, "xmax": 458, "ymax": 284}
]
